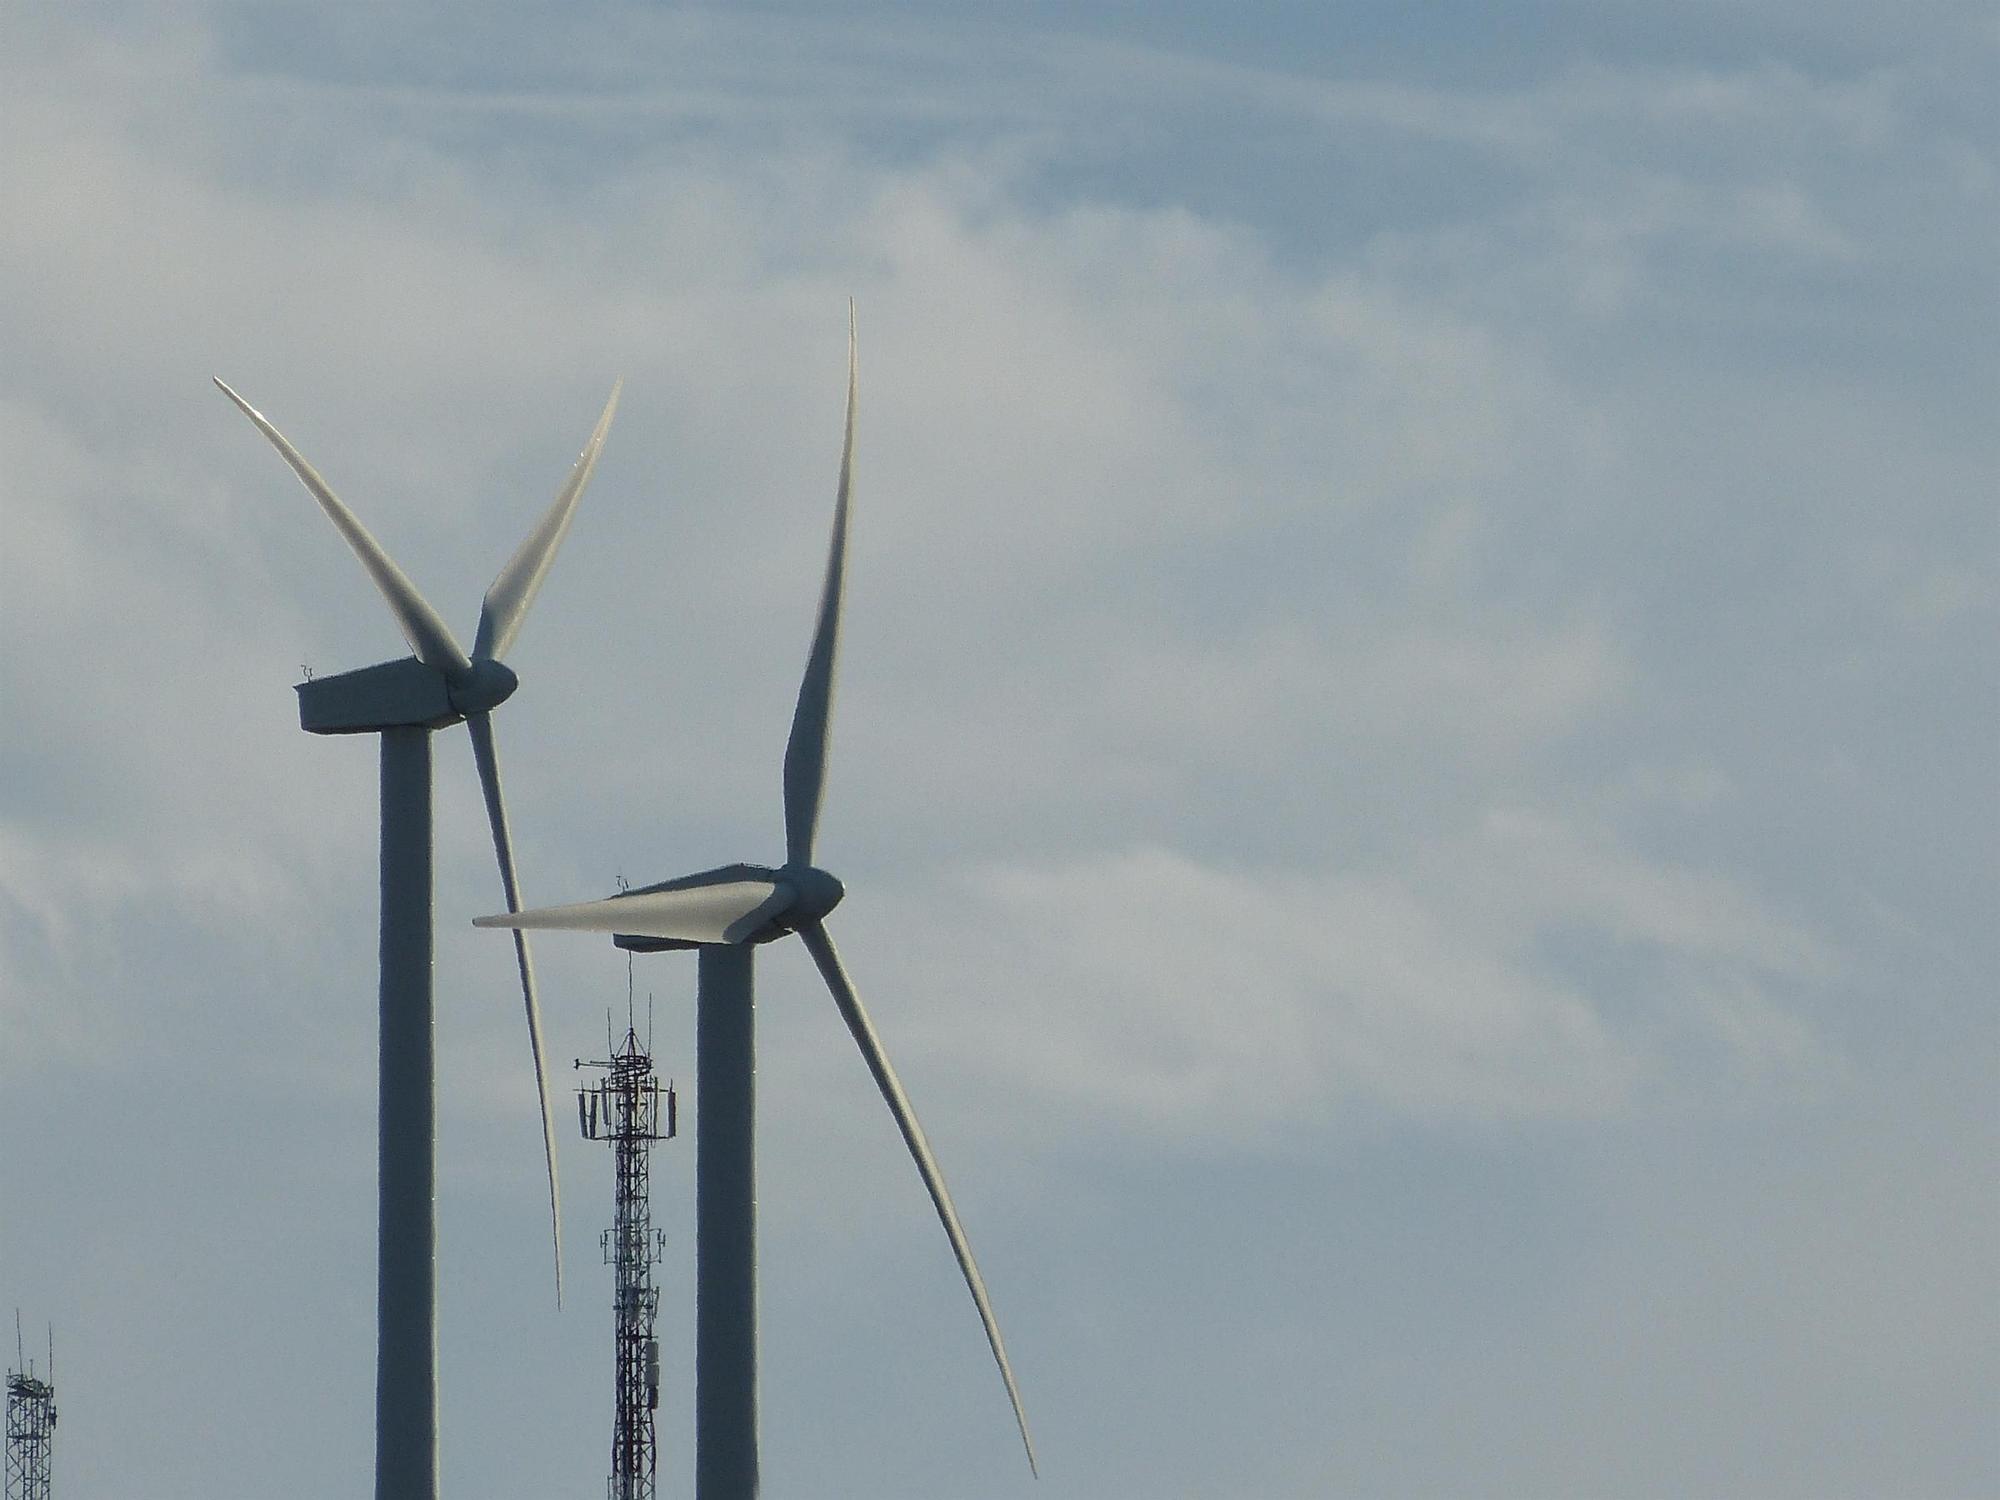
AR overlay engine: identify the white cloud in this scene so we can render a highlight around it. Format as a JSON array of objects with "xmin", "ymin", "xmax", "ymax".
[
  {"xmin": 1459, "ymin": 806, "xmax": 1839, "ymax": 977},
  {"xmin": 854, "ymin": 817, "xmax": 1833, "ymax": 1147}
]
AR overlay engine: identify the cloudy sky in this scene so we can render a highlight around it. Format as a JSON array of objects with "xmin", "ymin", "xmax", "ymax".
[{"xmin": 1, "ymin": 3, "xmax": 1994, "ymax": 1497}]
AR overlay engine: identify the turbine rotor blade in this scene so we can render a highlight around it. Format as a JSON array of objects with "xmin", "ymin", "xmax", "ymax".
[
  {"xmin": 475, "ymin": 380, "xmax": 622, "ymax": 663},
  {"xmin": 213, "ymin": 378, "xmax": 471, "ymax": 677},
  {"xmin": 782, "ymin": 306, "xmax": 857, "ymax": 867},
  {"xmin": 465, "ymin": 710, "xmax": 564, "ymax": 1304},
  {"xmin": 475, "ymin": 879, "xmax": 793, "ymax": 946},
  {"xmin": 795, "ymin": 919, "xmax": 1038, "ymax": 1475}
]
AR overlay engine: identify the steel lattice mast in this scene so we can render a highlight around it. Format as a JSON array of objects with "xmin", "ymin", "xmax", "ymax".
[
  {"xmin": 580, "ymin": 1021, "xmax": 677, "ymax": 1500},
  {"xmin": 5, "ymin": 1318, "xmax": 55, "ymax": 1500}
]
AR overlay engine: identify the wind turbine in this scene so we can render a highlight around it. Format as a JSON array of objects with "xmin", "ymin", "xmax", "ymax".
[
  {"xmin": 476, "ymin": 313, "xmax": 1035, "ymax": 1498},
  {"xmin": 216, "ymin": 376, "xmax": 619, "ymax": 1500}
]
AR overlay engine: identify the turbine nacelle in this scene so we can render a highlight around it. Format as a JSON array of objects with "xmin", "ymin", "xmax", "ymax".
[
  {"xmin": 481, "ymin": 861, "xmax": 845, "ymax": 953},
  {"xmin": 293, "ymin": 654, "xmax": 519, "ymax": 733}
]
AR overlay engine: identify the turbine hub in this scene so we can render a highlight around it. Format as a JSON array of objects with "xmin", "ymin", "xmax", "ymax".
[
  {"xmin": 448, "ymin": 658, "xmax": 519, "ymax": 714},
  {"xmin": 782, "ymin": 865, "xmax": 845, "ymax": 924}
]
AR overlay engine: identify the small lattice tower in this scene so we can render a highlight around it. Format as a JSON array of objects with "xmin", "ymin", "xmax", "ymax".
[
  {"xmin": 579, "ymin": 1017, "xmax": 677, "ymax": 1500},
  {"xmin": 5, "ymin": 1316, "xmax": 55, "ymax": 1500}
]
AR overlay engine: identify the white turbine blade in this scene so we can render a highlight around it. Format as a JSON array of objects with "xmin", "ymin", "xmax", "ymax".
[
  {"xmin": 781, "ymin": 306, "xmax": 857, "ymax": 868},
  {"xmin": 214, "ymin": 378, "xmax": 472, "ymax": 677},
  {"xmin": 795, "ymin": 919, "xmax": 1038, "ymax": 1476},
  {"xmin": 475, "ymin": 380, "xmax": 621, "ymax": 663},
  {"xmin": 465, "ymin": 710, "xmax": 563, "ymax": 1304},
  {"xmin": 475, "ymin": 879, "xmax": 793, "ymax": 945}
]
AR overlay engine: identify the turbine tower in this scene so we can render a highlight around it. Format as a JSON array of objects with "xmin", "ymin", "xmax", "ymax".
[
  {"xmin": 5, "ymin": 1317, "xmax": 55, "ymax": 1500},
  {"xmin": 579, "ymin": 1009, "xmax": 678, "ymax": 1500},
  {"xmin": 216, "ymin": 378, "xmax": 619, "ymax": 1500},
  {"xmin": 478, "ymin": 312, "xmax": 1035, "ymax": 1499}
]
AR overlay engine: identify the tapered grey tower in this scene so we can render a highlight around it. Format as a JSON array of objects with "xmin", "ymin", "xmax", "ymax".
[
  {"xmin": 479, "ymin": 314, "xmax": 1035, "ymax": 1498},
  {"xmin": 218, "ymin": 378, "xmax": 619, "ymax": 1500}
]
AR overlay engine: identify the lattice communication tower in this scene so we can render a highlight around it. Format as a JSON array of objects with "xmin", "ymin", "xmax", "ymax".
[
  {"xmin": 579, "ymin": 1015, "xmax": 677, "ymax": 1500},
  {"xmin": 5, "ymin": 1315, "xmax": 55, "ymax": 1500}
]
